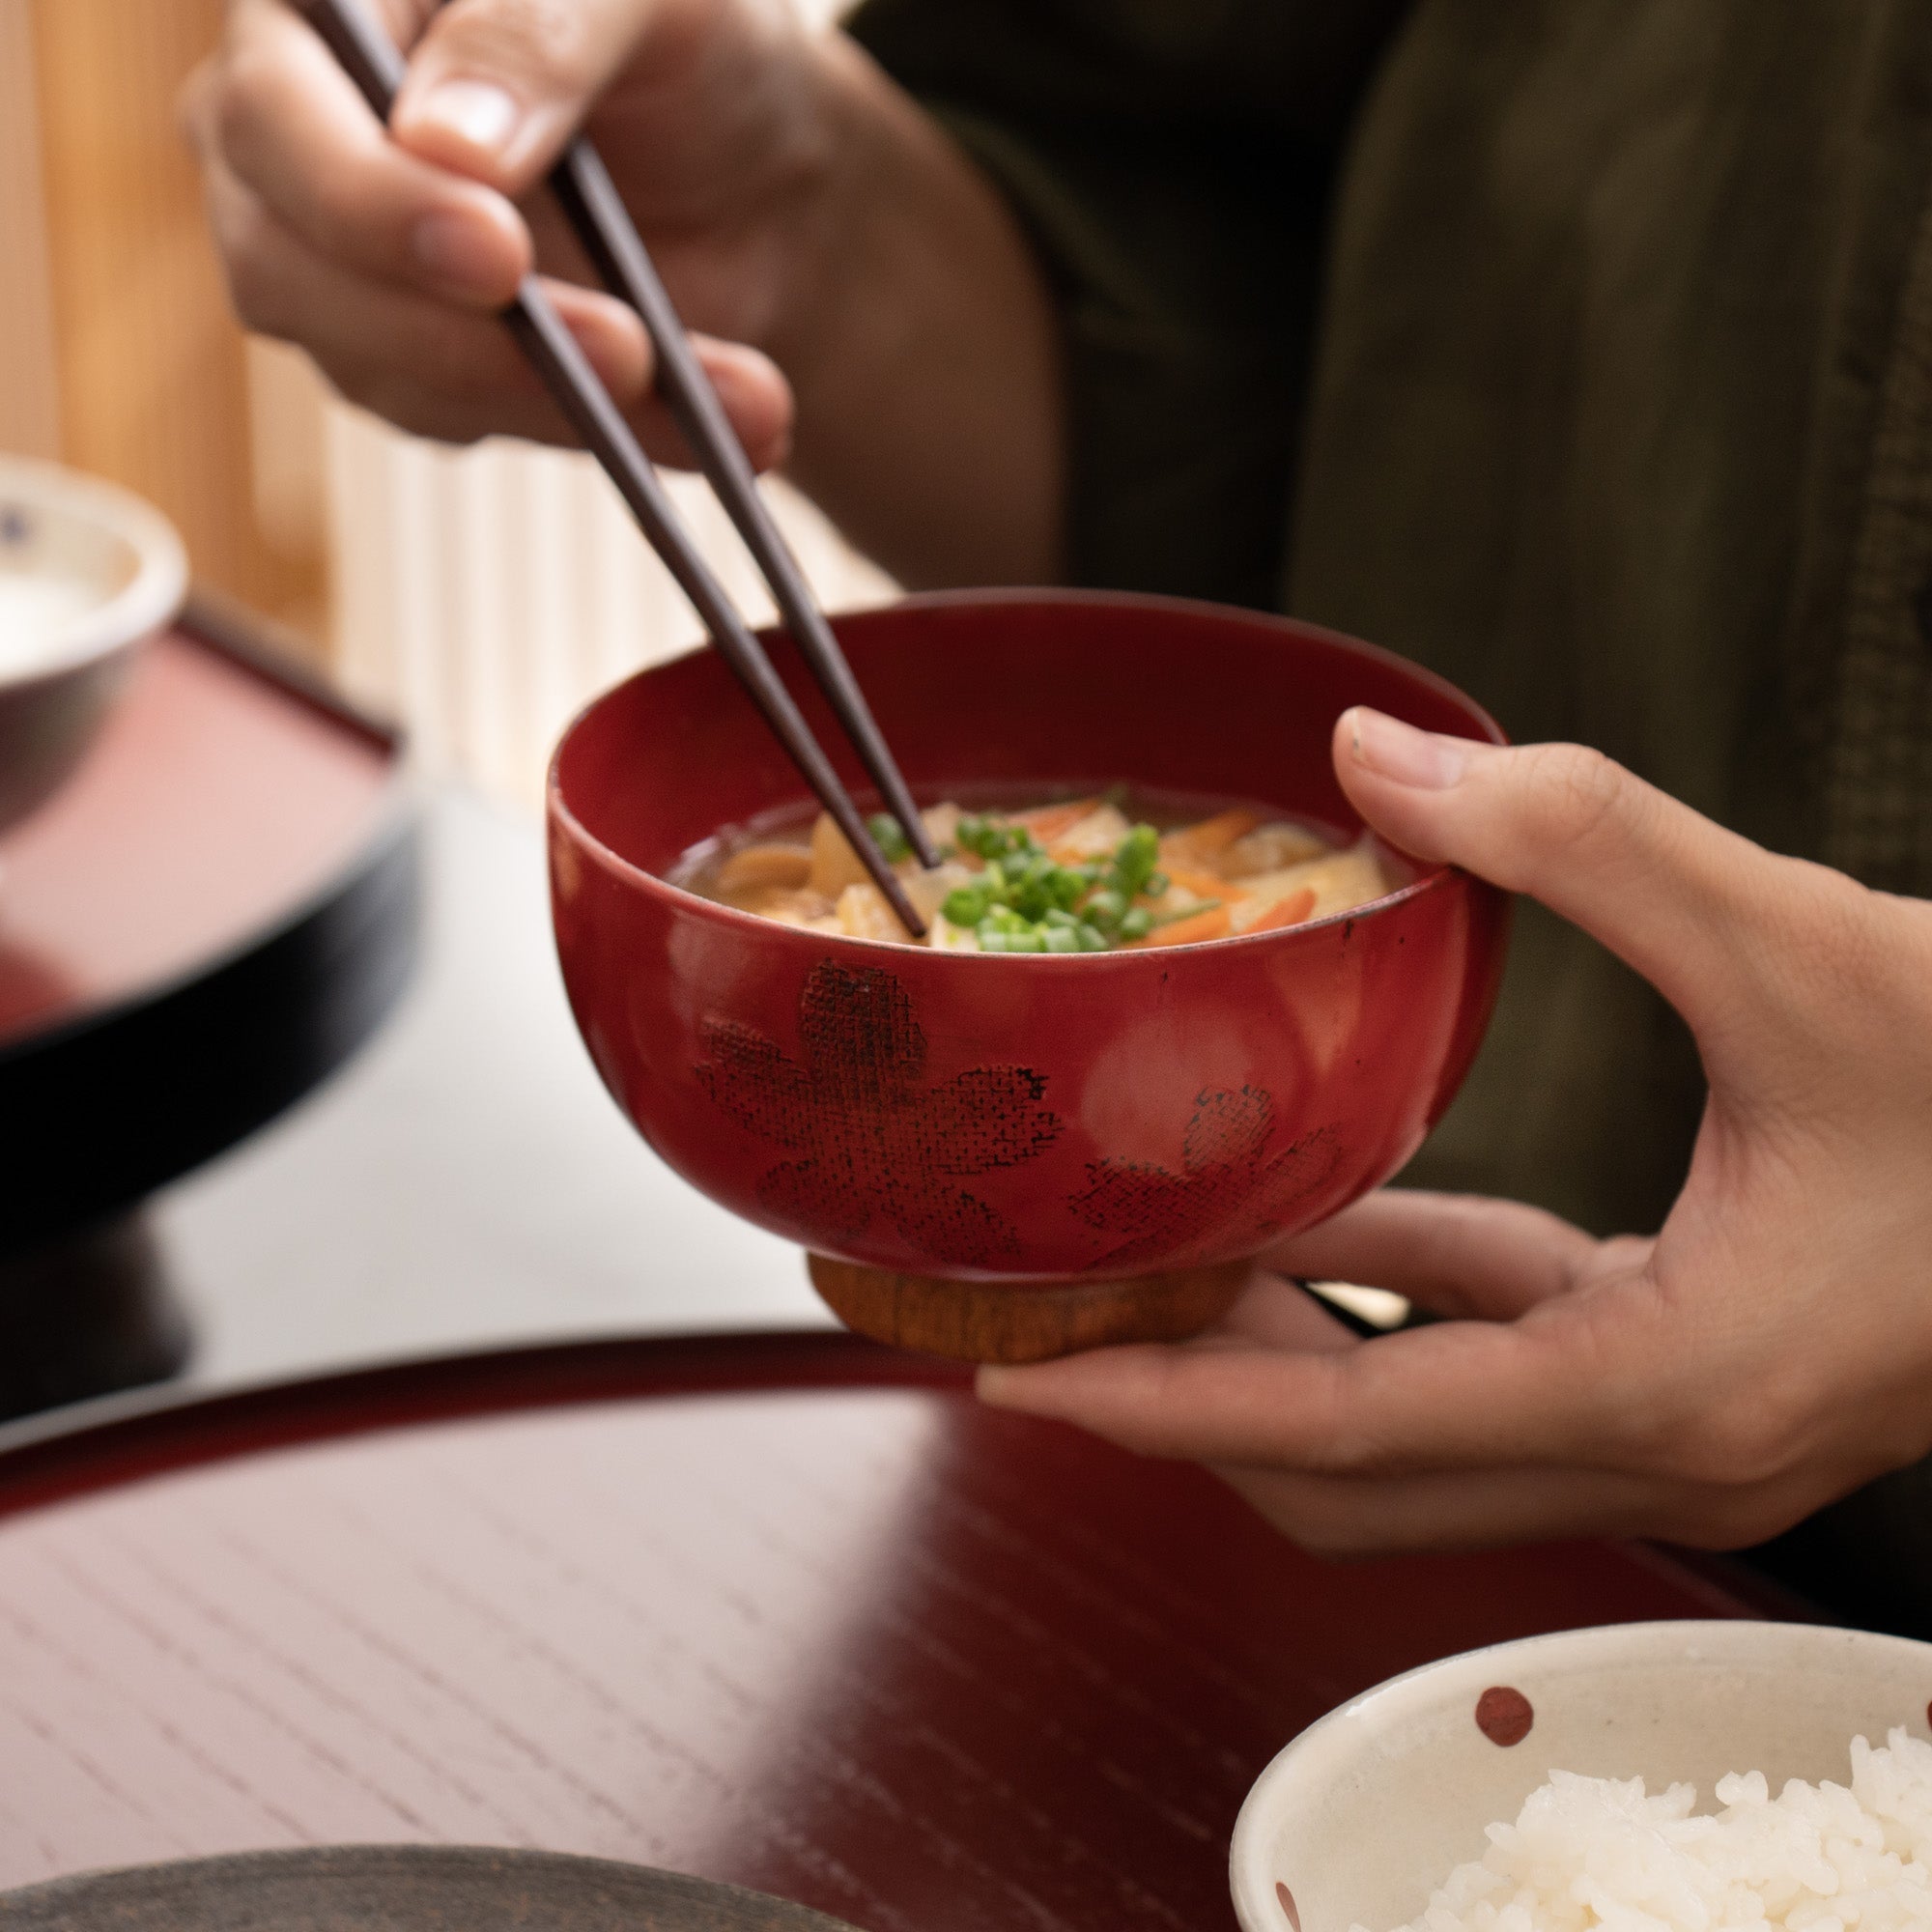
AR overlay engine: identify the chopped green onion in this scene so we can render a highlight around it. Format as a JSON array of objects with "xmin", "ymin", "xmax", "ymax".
[
  {"xmin": 1076, "ymin": 923, "xmax": 1109, "ymax": 952},
  {"xmin": 1042, "ymin": 925, "xmax": 1081, "ymax": 952},
  {"xmin": 1119, "ymin": 907, "xmax": 1153, "ymax": 941},
  {"xmin": 867, "ymin": 812, "xmax": 911, "ymax": 865},
  {"xmin": 1084, "ymin": 889, "xmax": 1126, "ymax": 930},
  {"xmin": 943, "ymin": 886, "xmax": 990, "ymax": 925},
  {"xmin": 1112, "ymin": 824, "xmax": 1161, "ymax": 896}
]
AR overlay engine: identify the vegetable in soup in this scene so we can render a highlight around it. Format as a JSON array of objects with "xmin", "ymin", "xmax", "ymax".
[{"xmin": 676, "ymin": 794, "xmax": 1397, "ymax": 951}]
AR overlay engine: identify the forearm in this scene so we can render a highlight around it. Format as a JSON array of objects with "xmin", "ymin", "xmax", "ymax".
[{"xmin": 763, "ymin": 34, "xmax": 1065, "ymax": 588}]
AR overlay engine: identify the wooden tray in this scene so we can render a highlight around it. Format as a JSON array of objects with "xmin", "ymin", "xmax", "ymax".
[
  {"xmin": 0, "ymin": 598, "xmax": 416, "ymax": 1256},
  {"xmin": 0, "ymin": 1330, "xmax": 1783, "ymax": 1932}
]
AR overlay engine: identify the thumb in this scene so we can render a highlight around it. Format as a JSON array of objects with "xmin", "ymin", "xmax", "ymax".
[
  {"xmin": 1333, "ymin": 706, "xmax": 1799, "ymax": 1041},
  {"xmin": 389, "ymin": 0, "xmax": 647, "ymax": 190}
]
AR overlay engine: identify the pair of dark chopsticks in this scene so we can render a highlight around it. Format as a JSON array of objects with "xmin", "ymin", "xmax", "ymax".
[{"xmin": 296, "ymin": 0, "xmax": 936, "ymax": 935}]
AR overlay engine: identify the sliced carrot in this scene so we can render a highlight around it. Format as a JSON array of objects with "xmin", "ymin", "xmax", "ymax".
[
  {"xmin": 1012, "ymin": 797, "xmax": 1101, "ymax": 844},
  {"xmin": 1160, "ymin": 808, "xmax": 1263, "ymax": 866},
  {"xmin": 1242, "ymin": 889, "xmax": 1317, "ymax": 934},
  {"xmin": 1129, "ymin": 905, "xmax": 1232, "ymax": 949}
]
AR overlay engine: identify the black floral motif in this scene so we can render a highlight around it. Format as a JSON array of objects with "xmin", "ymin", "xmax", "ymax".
[
  {"xmin": 1067, "ymin": 1086, "xmax": 1342, "ymax": 1270},
  {"xmin": 696, "ymin": 961, "xmax": 1063, "ymax": 1266}
]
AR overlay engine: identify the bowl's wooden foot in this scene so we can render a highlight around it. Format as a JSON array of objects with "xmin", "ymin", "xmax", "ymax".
[{"xmin": 807, "ymin": 1253, "xmax": 1252, "ymax": 1364}]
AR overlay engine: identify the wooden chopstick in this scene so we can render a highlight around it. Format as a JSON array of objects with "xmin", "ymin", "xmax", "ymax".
[
  {"xmin": 296, "ymin": 0, "xmax": 929, "ymax": 938},
  {"xmin": 550, "ymin": 144, "xmax": 941, "ymax": 873}
]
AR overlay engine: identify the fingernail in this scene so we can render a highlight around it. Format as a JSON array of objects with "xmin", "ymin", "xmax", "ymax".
[
  {"xmin": 411, "ymin": 210, "xmax": 504, "ymax": 298},
  {"xmin": 412, "ymin": 78, "xmax": 520, "ymax": 156},
  {"xmin": 1347, "ymin": 707, "xmax": 1469, "ymax": 789}
]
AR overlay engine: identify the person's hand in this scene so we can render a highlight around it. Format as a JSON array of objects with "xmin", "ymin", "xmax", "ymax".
[
  {"xmin": 980, "ymin": 709, "xmax": 1932, "ymax": 1555},
  {"xmin": 182, "ymin": 0, "xmax": 1065, "ymax": 583},
  {"xmin": 183, "ymin": 0, "xmax": 841, "ymax": 465}
]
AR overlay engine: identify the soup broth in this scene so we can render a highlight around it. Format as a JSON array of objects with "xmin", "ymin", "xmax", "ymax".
[{"xmin": 673, "ymin": 790, "xmax": 1400, "ymax": 952}]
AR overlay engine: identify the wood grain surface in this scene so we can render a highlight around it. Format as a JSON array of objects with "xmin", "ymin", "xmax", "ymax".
[
  {"xmin": 0, "ymin": 2, "xmax": 60, "ymax": 462},
  {"xmin": 0, "ymin": 627, "xmax": 392, "ymax": 1046},
  {"xmin": 26, "ymin": 0, "xmax": 327, "ymax": 645},
  {"xmin": 807, "ymin": 1254, "xmax": 1253, "ymax": 1362},
  {"xmin": 0, "ymin": 1334, "xmax": 1764, "ymax": 1931}
]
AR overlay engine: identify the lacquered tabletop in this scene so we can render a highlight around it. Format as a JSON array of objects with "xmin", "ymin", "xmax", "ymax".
[
  {"xmin": 0, "ymin": 609, "xmax": 416, "ymax": 1271},
  {"xmin": 0, "ymin": 1332, "xmax": 1769, "ymax": 1930},
  {"xmin": 0, "ymin": 621, "xmax": 395, "ymax": 1048}
]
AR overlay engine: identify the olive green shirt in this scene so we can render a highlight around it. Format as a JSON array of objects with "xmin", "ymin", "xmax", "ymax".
[{"xmin": 849, "ymin": 0, "xmax": 1932, "ymax": 1623}]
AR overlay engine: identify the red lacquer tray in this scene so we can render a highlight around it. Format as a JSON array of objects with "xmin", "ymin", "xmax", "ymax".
[
  {"xmin": 0, "ymin": 598, "xmax": 416, "ymax": 1256},
  {"xmin": 0, "ymin": 1330, "xmax": 1785, "ymax": 1932}
]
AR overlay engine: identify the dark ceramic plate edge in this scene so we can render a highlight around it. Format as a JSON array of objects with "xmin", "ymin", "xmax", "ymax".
[{"xmin": 0, "ymin": 1843, "xmax": 866, "ymax": 1930}]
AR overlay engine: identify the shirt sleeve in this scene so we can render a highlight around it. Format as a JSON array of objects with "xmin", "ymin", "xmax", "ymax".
[{"xmin": 843, "ymin": 0, "xmax": 1407, "ymax": 606}]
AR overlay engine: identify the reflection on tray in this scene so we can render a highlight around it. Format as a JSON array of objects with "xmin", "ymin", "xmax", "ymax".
[{"xmin": 0, "ymin": 935, "xmax": 75, "ymax": 1041}]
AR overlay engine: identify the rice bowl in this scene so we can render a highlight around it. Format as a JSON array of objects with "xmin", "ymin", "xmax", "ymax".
[{"xmin": 1229, "ymin": 1621, "xmax": 1932, "ymax": 1932}]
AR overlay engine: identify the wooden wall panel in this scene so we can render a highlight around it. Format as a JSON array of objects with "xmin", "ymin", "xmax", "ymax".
[
  {"xmin": 0, "ymin": 0, "xmax": 61, "ymax": 459},
  {"xmin": 29, "ymin": 0, "xmax": 327, "ymax": 653}
]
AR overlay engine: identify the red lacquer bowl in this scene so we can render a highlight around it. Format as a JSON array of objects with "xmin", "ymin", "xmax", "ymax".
[{"xmin": 548, "ymin": 591, "xmax": 1508, "ymax": 1287}]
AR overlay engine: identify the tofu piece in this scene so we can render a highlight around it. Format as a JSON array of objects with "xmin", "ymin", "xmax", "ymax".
[
  {"xmin": 921, "ymin": 801, "xmax": 964, "ymax": 851},
  {"xmin": 1012, "ymin": 797, "xmax": 1102, "ymax": 844},
  {"xmin": 1161, "ymin": 865, "xmax": 1247, "ymax": 905},
  {"xmin": 808, "ymin": 811, "xmax": 872, "ymax": 896},
  {"xmin": 750, "ymin": 887, "xmax": 837, "ymax": 926},
  {"xmin": 836, "ymin": 882, "xmax": 915, "ymax": 944},
  {"xmin": 1219, "ymin": 820, "xmax": 1330, "ymax": 879},
  {"xmin": 716, "ymin": 843, "xmax": 814, "ymax": 898},
  {"xmin": 1048, "ymin": 803, "xmax": 1133, "ymax": 861},
  {"xmin": 928, "ymin": 913, "xmax": 980, "ymax": 951},
  {"xmin": 902, "ymin": 859, "xmax": 979, "ymax": 925}
]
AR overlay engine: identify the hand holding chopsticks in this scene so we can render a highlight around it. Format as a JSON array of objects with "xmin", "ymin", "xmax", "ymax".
[{"xmin": 294, "ymin": 0, "xmax": 936, "ymax": 935}]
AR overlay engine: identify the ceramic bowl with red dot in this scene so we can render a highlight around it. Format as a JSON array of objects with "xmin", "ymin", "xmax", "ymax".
[
  {"xmin": 548, "ymin": 589, "xmax": 1509, "ymax": 1286},
  {"xmin": 1229, "ymin": 1619, "xmax": 1932, "ymax": 1932}
]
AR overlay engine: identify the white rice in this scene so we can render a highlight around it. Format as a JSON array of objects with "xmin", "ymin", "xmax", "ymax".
[{"xmin": 1361, "ymin": 1729, "xmax": 1932, "ymax": 1932}]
